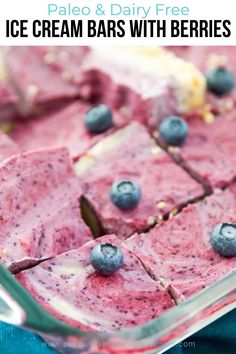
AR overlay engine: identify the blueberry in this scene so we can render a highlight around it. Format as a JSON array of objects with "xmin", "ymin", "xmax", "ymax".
[
  {"xmin": 206, "ymin": 67, "xmax": 235, "ymax": 96},
  {"xmin": 90, "ymin": 243, "xmax": 124, "ymax": 275},
  {"xmin": 85, "ymin": 104, "xmax": 112, "ymax": 134},
  {"xmin": 159, "ymin": 116, "xmax": 189, "ymax": 146},
  {"xmin": 109, "ymin": 180, "xmax": 141, "ymax": 210},
  {"xmin": 210, "ymin": 223, "xmax": 236, "ymax": 257}
]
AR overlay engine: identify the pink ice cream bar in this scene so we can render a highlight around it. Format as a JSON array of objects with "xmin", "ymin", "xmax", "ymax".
[
  {"xmin": 162, "ymin": 110, "xmax": 236, "ymax": 189},
  {"xmin": 0, "ymin": 147, "xmax": 92, "ymax": 273},
  {"xmin": 11, "ymin": 102, "xmax": 125, "ymax": 161},
  {"xmin": 4, "ymin": 47, "xmax": 81, "ymax": 116},
  {"xmin": 126, "ymin": 185, "xmax": 236, "ymax": 302},
  {"xmin": 75, "ymin": 122, "xmax": 205, "ymax": 239},
  {"xmin": 16, "ymin": 235, "xmax": 174, "ymax": 332}
]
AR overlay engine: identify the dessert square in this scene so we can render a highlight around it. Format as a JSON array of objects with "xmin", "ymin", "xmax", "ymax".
[
  {"xmin": 77, "ymin": 47, "xmax": 206, "ymax": 127},
  {"xmin": 16, "ymin": 235, "xmax": 174, "ymax": 331},
  {"xmin": 126, "ymin": 185, "xmax": 236, "ymax": 302},
  {"xmin": 0, "ymin": 147, "xmax": 92, "ymax": 273},
  {"xmin": 161, "ymin": 111, "xmax": 236, "ymax": 189},
  {"xmin": 75, "ymin": 122, "xmax": 205, "ymax": 239},
  {"xmin": 4, "ymin": 47, "xmax": 81, "ymax": 116},
  {"xmin": 11, "ymin": 102, "xmax": 126, "ymax": 161}
]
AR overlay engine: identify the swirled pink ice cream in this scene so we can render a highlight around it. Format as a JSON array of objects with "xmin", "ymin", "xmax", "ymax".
[
  {"xmin": 126, "ymin": 185, "xmax": 236, "ymax": 301},
  {"xmin": 17, "ymin": 234, "xmax": 174, "ymax": 331},
  {"xmin": 0, "ymin": 147, "xmax": 92, "ymax": 272}
]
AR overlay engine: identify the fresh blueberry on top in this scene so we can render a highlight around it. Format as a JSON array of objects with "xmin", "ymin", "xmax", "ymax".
[
  {"xmin": 85, "ymin": 104, "xmax": 113, "ymax": 134},
  {"xmin": 109, "ymin": 180, "xmax": 141, "ymax": 210},
  {"xmin": 211, "ymin": 223, "xmax": 236, "ymax": 257},
  {"xmin": 90, "ymin": 243, "xmax": 124, "ymax": 275},
  {"xmin": 159, "ymin": 116, "xmax": 189, "ymax": 146},
  {"xmin": 206, "ymin": 67, "xmax": 235, "ymax": 96}
]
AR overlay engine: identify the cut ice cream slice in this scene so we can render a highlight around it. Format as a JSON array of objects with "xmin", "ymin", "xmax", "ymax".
[
  {"xmin": 74, "ymin": 122, "xmax": 205, "ymax": 239},
  {"xmin": 77, "ymin": 46, "xmax": 206, "ymax": 127},
  {"xmin": 0, "ymin": 147, "xmax": 92, "ymax": 272},
  {"xmin": 125, "ymin": 185, "xmax": 236, "ymax": 302},
  {"xmin": 0, "ymin": 132, "xmax": 19, "ymax": 162},
  {"xmin": 161, "ymin": 110, "xmax": 236, "ymax": 189},
  {"xmin": 16, "ymin": 235, "xmax": 174, "ymax": 332},
  {"xmin": 4, "ymin": 47, "xmax": 80, "ymax": 116},
  {"xmin": 11, "ymin": 102, "xmax": 125, "ymax": 161}
]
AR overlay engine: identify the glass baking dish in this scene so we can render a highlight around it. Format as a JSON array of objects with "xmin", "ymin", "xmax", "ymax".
[{"xmin": 0, "ymin": 264, "xmax": 235, "ymax": 354}]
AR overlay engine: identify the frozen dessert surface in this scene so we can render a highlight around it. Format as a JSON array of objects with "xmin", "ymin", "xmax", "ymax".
[
  {"xmin": 11, "ymin": 102, "xmax": 125, "ymax": 160},
  {"xmin": 75, "ymin": 121, "xmax": 204, "ymax": 239},
  {"xmin": 1, "ymin": 45, "xmax": 236, "ymax": 333},
  {"xmin": 17, "ymin": 235, "xmax": 174, "ymax": 331},
  {"xmin": 162, "ymin": 110, "xmax": 236, "ymax": 189},
  {"xmin": 0, "ymin": 147, "xmax": 92, "ymax": 272},
  {"xmin": 126, "ymin": 185, "xmax": 236, "ymax": 301}
]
